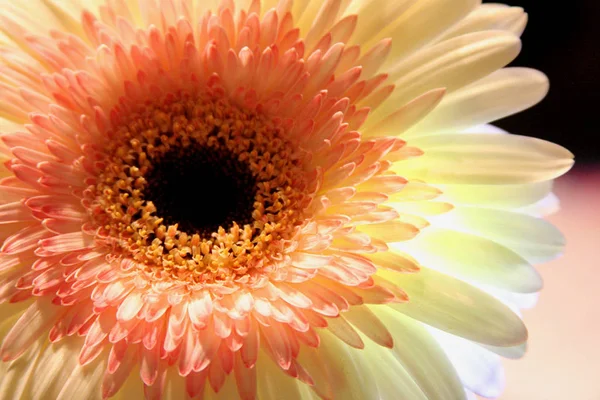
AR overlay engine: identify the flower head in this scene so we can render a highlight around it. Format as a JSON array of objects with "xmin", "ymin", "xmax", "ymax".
[{"xmin": 0, "ymin": 0, "xmax": 573, "ymax": 399}]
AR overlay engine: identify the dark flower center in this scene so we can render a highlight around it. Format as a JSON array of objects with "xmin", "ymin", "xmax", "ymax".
[{"xmin": 143, "ymin": 144, "xmax": 257, "ymax": 236}]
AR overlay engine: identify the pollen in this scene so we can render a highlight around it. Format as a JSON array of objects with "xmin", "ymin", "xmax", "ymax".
[{"xmin": 88, "ymin": 92, "xmax": 311, "ymax": 282}]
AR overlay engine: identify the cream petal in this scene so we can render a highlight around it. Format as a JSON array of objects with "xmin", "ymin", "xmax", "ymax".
[
  {"xmin": 326, "ymin": 315, "xmax": 364, "ymax": 349},
  {"xmin": 394, "ymin": 133, "xmax": 574, "ymax": 184},
  {"xmin": 0, "ymin": 117, "xmax": 23, "ymax": 134},
  {"xmin": 390, "ymin": 28, "xmax": 519, "ymax": 90},
  {"xmin": 255, "ymin": 351, "xmax": 307, "ymax": 400},
  {"xmin": 0, "ymin": 301, "xmax": 39, "ymax": 397},
  {"xmin": 303, "ymin": 0, "xmax": 344, "ymax": 50},
  {"xmin": 357, "ymin": 332, "xmax": 428, "ymax": 400},
  {"xmin": 343, "ymin": 305, "xmax": 393, "ymax": 348},
  {"xmin": 362, "ymin": 88, "xmax": 446, "ymax": 137},
  {"xmin": 378, "ymin": 0, "xmax": 480, "ymax": 65},
  {"xmin": 0, "ymin": 298, "xmax": 61, "ymax": 361},
  {"xmin": 110, "ymin": 364, "xmax": 145, "ymax": 400},
  {"xmin": 300, "ymin": 331, "xmax": 381, "ymax": 399},
  {"xmin": 56, "ymin": 355, "xmax": 105, "ymax": 400},
  {"xmin": 375, "ymin": 30, "xmax": 521, "ymax": 120},
  {"xmin": 439, "ymin": 180, "xmax": 553, "ymax": 208},
  {"xmin": 0, "ymin": 0, "xmax": 71, "ymax": 40},
  {"xmin": 0, "ymin": 338, "xmax": 43, "ymax": 399},
  {"xmin": 297, "ymin": 0, "xmax": 344, "ymax": 39},
  {"xmin": 161, "ymin": 368, "xmax": 188, "ymax": 400},
  {"xmin": 0, "ymin": 301, "xmax": 29, "ymax": 336},
  {"xmin": 428, "ymin": 327, "xmax": 505, "ymax": 398},
  {"xmin": 310, "ymin": 329, "xmax": 427, "ymax": 400},
  {"xmin": 482, "ymin": 342, "xmax": 527, "ymax": 360},
  {"xmin": 484, "ymin": 287, "xmax": 540, "ymax": 312},
  {"xmin": 430, "ymin": 207, "xmax": 565, "ymax": 263},
  {"xmin": 345, "ymin": 0, "xmax": 417, "ymax": 46},
  {"xmin": 292, "ymin": 0, "xmax": 318, "ymax": 27},
  {"xmin": 294, "ymin": 346, "xmax": 337, "ymax": 399},
  {"xmin": 391, "ymin": 227, "xmax": 543, "ymax": 293},
  {"xmin": 372, "ymin": 307, "xmax": 466, "ymax": 400},
  {"xmin": 403, "ymin": 68, "xmax": 549, "ymax": 136},
  {"xmin": 381, "ymin": 267, "xmax": 528, "ymax": 346},
  {"xmin": 28, "ymin": 339, "xmax": 86, "ymax": 399},
  {"xmin": 204, "ymin": 370, "xmax": 243, "ymax": 400},
  {"xmin": 438, "ymin": 4, "xmax": 528, "ymax": 40},
  {"xmin": 36, "ymin": 0, "xmax": 88, "ymax": 39}
]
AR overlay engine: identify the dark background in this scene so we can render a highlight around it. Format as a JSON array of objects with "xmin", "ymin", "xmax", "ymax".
[{"xmin": 484, "ymin": 0, "xmax": 600, "ymax": 163}]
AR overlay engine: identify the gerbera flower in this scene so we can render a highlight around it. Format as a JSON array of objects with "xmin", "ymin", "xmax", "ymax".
[{"xmin": 0, "ymin": 0, "xmax": 573, "ymax": 399}]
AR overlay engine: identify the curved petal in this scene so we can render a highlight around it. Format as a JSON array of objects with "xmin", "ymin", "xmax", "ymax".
[
  {"xmin": 395, "ymin": 133, "xmax": 574, "ymax": 184},
  {"xmin": 257, "ymin": 351, "xmax": 313, "ymax": 400},
  {"xmin": 385, "ymin": 30, "xmax": 521, "ymax": 107},
  {"xmin": 438, "ymin": 4, "xmax": 528, "ymax": 40},
  {"xmin": 404, "ymin": 68, "xmax": 549, "ymax": 136},
  {"xmin": 0, "ymin": 299, "xmax": 61, "ymax": 361},
  {"xmin": 483, "ymin": 342, "xmax": 527, "ymax": 360},
  {"xmin": 373, "ymin": 307, "xmax": 466, "ymax": 400},
  {"xmin": 380, "ymin": 0, "xmax": 480, "ymax": 65},
  {"xmin": 428, "ymin": 327, "xmax": 505, "ymax": 398},
  {"xmin": 439, "ymin": 180, "xmax": 553, "ymax": 208},
  {"xmin": 359, "ymin": 336, "xmax": 428, "ymax": 400},
  {"xmin": 391, "ymin": 227, "xmax": 543, "ymax": 293},
  {"xmin": 56, "ymin": 356, "xmax": 105, "ymax": 400},
  {"xmin": 430, "ymin": 207, "xmax": 565, "ymax": 263},
  {"xmin": 346, "ymin": 0, "xmax": 418, "ymax": 46},
  {"xmin": 381, "ymin": 267, "xmax": 528, "ymax": 346}
]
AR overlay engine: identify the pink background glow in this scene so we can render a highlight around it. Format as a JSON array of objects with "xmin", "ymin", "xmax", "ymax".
[{"xmin": 501, "ymin": 168, "xmax": 600, "ymax": 399}]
